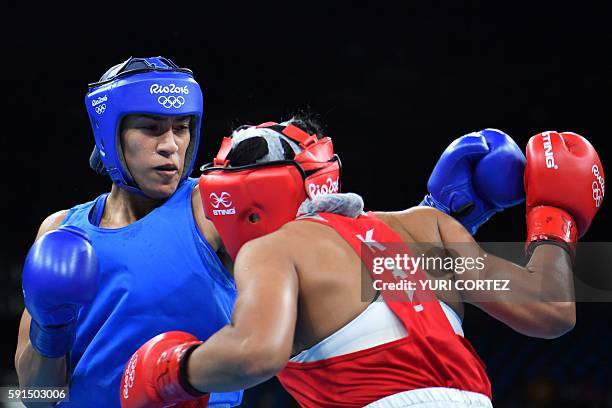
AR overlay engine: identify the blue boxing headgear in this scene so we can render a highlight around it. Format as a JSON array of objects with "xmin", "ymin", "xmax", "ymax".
[{"xmin": 85, "ymin": 56, "xmax": 203, "ymax": 196}]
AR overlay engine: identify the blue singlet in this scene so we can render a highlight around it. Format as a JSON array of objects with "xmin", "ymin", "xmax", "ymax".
[{"xmin": 58, "ymin": 178, "xmax": 242, "ymax": 407}]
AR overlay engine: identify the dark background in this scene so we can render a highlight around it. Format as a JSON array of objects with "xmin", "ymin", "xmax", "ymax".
[{"xmin": 2, "ymin": 1, "xmax": 611, "ymax": 406}]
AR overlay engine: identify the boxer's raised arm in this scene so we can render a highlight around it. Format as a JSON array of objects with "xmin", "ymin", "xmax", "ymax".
[{"xmin": 434, "ymin": 210, "xmax": 576, "ymax": 339}]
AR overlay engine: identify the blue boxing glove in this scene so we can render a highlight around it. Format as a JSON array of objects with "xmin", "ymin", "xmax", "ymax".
[
  {"xmin": 420, "ymin": 129, "xmax": 526, "ymax": 234},
  {"xmin": 22, "ymin": 226, "xmax": 99, "ymax": 358}
]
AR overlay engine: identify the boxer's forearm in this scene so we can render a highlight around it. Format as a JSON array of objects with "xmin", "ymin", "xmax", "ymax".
[
  {"xmin": 186, "ymin": 325, "xmax": 283, "ymax": 392},
  {"xmin": 472, "ymin": 299, "xmax": 575, "ymax": 339},
  {"xmin": 459, "ymin": 244, "xmax": 575, "ymax": 338},
  {"xmin": 16, "ymin": 342, "xmax": 68, "ymax": 391},
  {"xmin": 15, "ymin": 312, "xmax": 68, "ymax": 393}
]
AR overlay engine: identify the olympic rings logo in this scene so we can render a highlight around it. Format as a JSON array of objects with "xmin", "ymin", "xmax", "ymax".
[
  {"xmin": 122, "ymin": 354, "xmax": 137, "ymax": 400},
  {"xmin": 157, "ymin": 95, "xmax": 186, "ymax": 109},
  {"xmin": 593, "ymin": 182, "xmax": 603, "ymax": 207},
  {"xmin": 95, "ymin": 104, "xmax": 106, "ymax": 115}
]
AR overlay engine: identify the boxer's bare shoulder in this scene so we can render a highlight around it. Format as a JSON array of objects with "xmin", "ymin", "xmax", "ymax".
[
  {"xmin": 373, "ymin": 206, "xmax": 444, "ymax": 244},
  {"xmin": 281, "ymin": 217, "xmax": 356, "ymax": 256},
  {"xmin": 269, "ymin": 208, "xmax": 450, "ymax": 259},
  {"xmin": 273, "ymin": 218, "xmax": 374, "ymax": 286},
  {"xmin": 249, "ymin": 219, "xmax": 361, "ymax": 283},
  {"xmin": 37, "ymin": 210, "xmax": 69, "ymax": 239},
  {"xmin": 191, "ymin": 184, "xmax": 223, "ymax": 252}
]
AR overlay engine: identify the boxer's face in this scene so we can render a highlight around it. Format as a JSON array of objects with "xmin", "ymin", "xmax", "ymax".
[{"xmin": 121, "ymin": 114, "xmax": 192, "ymax": 199}]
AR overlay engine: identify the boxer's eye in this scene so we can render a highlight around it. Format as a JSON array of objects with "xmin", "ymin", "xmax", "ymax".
[{"xmin": 174, "ymin": 125, "xmax": 190, "ymax": 132}]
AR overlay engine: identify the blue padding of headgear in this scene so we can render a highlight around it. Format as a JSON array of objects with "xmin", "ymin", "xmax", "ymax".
[{"xmin": 85, "ymin": 56, "xmax": 203, "ymax": 195}]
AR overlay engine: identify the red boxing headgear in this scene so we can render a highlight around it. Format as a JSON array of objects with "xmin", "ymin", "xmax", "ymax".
[{"xmin": 199, "ymin": 122, "xmax": 341, "ymax": 259}]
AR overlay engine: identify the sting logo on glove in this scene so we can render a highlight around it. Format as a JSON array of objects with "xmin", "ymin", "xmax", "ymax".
[{"xmin": 541, "ymin": 132, "xmax": 558, "ymax": 170}]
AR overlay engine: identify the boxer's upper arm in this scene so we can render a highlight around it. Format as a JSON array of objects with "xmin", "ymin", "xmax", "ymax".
[
  {"xmin": 229, "ymin": 234, "xmax": 299, "ymax": 374},
  {"xmin": 433, "ymin": 210, "xmax": 494, "ymax": 298},
  {"xmin": 435, "ymin": 210, "xmax": 482, "ymax": 257},
  {"xmin": 15, "ymin": 210, "xmax": 68, "ymax": 367}
]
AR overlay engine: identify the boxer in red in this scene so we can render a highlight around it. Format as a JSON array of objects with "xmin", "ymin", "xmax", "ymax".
[{"xmin": 121, "ymin": 117, "xmax": 604, "ymax": 407}]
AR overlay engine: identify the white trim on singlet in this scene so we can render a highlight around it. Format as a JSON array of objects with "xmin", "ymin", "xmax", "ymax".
[
  {"xmin": 290, "ymin": 300, "xmax": 463, "ymax": 363},
  {"xmin": 440, "ymin": 301, "xmax": 464, "ymax": 337},
  {"xmin": 365, "ymin": 387, "xmax": 492, "ymax": 408}
]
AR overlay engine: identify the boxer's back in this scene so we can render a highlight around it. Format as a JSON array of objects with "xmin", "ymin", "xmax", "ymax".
[{"xmin": 277, "ymin": 206, "xmax": 462, "ymax": 355}]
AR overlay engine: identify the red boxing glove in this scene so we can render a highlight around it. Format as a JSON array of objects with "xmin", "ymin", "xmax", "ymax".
[
  {"xmin": 525, "ymin": 131, "xmax": 605, "ymax": 255},
  {"xmin": 120, "ymin": 331, "xmax": 209, "ymax": 408}
]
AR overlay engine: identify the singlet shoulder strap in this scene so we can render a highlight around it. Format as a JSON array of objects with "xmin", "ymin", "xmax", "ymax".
[{"xmin": 88, "ymin": 193, "xmax": 109, "ymax": 227}]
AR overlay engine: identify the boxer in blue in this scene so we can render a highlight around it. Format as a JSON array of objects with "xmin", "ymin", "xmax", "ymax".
[{"xmin": 15, "ymin": 57, "xmax": 241, "ymax": 407}]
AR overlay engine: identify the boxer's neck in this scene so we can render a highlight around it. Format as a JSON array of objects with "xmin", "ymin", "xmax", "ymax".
[{"xmin": 101, "ymin": 184, "xmax": 165, "ymax": 228}]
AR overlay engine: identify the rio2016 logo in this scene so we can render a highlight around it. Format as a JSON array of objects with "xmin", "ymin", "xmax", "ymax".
[
  {"xmin": 149, "ymin": 83, "xmax": 189, "ymax": 95},
  {"xmin": 91, "ymin": 95, "xmax": 108, "ymax": 115},
  {"xmin": 592, "ymin": 164, "xmax": 605, "ymax": 208},
  {"xmin": 308, "ymin": 177, "xmax": 339, "ymax": 198},
  {"xmin": 91, "ymin": 95, "xmax": 107, "ymax": 107},
  {"xmin": 150, "ymin": 84, "xmax": 189, "ymax": 109}
]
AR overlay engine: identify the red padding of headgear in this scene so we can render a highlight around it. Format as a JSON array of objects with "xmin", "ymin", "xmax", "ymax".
[
  {"xmin": 199, "ymin": 164, "xmax": 307, "ymax": 260},
  {"xmin": 213, "ymin": 137, "xmax": 233, "ymax": 167},
  {"xmin": 295, "ymin": 137, "xmax": 335, "ymax": 166},
  {"xmin": 304, "ymin": 160, "xmax": 341, "ymax": 200},
  {"xmin": 281, "ymin": 124, "xmax": 318, "ymax": 148}
]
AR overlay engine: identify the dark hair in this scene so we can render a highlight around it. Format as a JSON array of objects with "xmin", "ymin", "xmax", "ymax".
[
  {"xmin": 226, "ymin": 136, "xmax": 271, "ymax": 166},
  {"xmin": 288, "ymin": 110, "xmax": 325, "ymax": 139}
]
